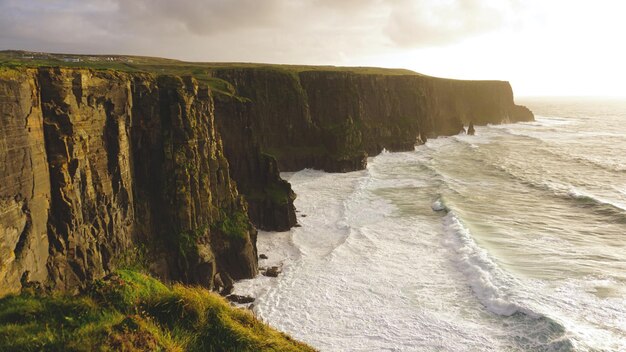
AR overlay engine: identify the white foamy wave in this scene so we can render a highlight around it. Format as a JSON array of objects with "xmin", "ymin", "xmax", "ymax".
[
  {"xmin": 423, "ymin": 134, "xmax": 461, "ymax": 149},
  {"xmin": 370, "ymin": 177, "xmax": 432, "ymax": 190},
  {"xmin": 452, "ymin": 132, "xmax": 493, "ymax": 148},
  {"xmin": 498, "ymin": 126, "xmax": 560, "ymax": 141},
  {"xmin": 441, "ymin": 212, "xmax": 533, "ymax": 317},
  {"xmin": 439, "ymin": 211, "xmax": 590, "ymax": 350},
  {"xmin": 534, "ymin": 116, "xmax": 576, "ymax": 127},
  {"xmin": 567, "ymin": 188, "xmax": 626, "ymax": 213},
  {"xmin": 489, "ymin": 116, "xmax": 573, "ymax": 128},
  {"xmin": 233, "ymin": 230, "xmax": 302, "ymax": 300},
  {"xmin": 538, "ymin": 180, "xmax": 626, "ymax": 213}
]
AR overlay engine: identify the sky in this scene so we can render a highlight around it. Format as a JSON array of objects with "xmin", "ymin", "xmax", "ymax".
[{"xmin": 1, "ymin": 0, "xmax": 625, "ymax": 97}]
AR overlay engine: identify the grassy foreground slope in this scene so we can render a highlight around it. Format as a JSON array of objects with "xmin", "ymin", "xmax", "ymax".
[{"xmin": 0, "ymin": 270, "xmax": 314, "ymax": 352}]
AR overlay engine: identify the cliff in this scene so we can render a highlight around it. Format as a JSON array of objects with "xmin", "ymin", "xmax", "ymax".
[
  {"xmin": 214, "ymin": 69, "xmax": 532, "ymax": 172},
  {"xmin": 0, "ymin": 55, "xmax": 533, "ymax": 294},
  {"xmin": 0, "ymin": 67, "xmax": 257, "ymax": 295},
  {"xmin": 212, "ymin": 69, "xmax": 532, "ymax": 230}
]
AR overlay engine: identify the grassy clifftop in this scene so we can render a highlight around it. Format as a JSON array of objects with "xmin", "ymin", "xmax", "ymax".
[
  {"xmin": 0, "ymin": 50, "xmax": 421, "ymax": 96},
  {"xmin": 0, "ymin": 270, "xmax": 314, "ymax": 352},
  {"xmin": 0, "ymin": 50, "xmax": 419, "ymax": 75}
]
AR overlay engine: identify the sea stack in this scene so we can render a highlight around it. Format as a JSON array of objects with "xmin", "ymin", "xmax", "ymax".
[{"xmin": 467, "ymin": 122, "xmax": 476, "ymax": 135}]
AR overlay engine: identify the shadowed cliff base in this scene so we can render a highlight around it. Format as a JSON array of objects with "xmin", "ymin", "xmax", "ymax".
[{"xmin": 0, "ymin": 52, "xmax": 533, "ymax": 296}]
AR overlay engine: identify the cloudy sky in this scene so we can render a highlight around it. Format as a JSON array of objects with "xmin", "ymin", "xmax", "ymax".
[{"xmin": 1, "ymin": 0, "xmax": 624, "ymax": 97}]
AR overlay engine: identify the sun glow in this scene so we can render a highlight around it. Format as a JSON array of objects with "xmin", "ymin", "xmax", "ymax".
[
  {"xmin": 352, "ymin": 0, "xmax": 626, "ymax": 97},
  {"xmin": 2, "ymin": 0, "xmax": 625, "ymax": 97}
]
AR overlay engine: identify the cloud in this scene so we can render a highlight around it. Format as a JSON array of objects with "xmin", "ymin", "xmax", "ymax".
[
  {"xmin": 0, "ymin": 0, "xmax": 118, "ymax": 51},
  {"xmin": 115, "ymin": 0, "xmax": 288, "ymax": 36},
  {"xmin": 0, "ymin": 0, "xmax": 526, "ymax": 61},
  {"xmin": 384, "ymin": 0, "xmax": 523, "ymax": 47}
]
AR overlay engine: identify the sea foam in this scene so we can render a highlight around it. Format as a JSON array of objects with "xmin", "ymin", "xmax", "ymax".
[{"xmin": 440, "ymin": 211, "xmax": 531, "ymax": 317}]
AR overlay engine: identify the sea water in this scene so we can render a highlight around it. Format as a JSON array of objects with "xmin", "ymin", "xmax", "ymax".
[{"xmin": 234, "ymin": 98, "xmax": 626, "ymax": 351}]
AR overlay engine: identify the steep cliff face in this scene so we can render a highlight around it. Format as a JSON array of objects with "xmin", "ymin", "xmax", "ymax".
[
  {"xmin": 0, "ymin": 69, "xmax": 50, "ymax": 293},
  {"xmin": 214, "ymin": 69, "xmax": 532, "ymax": 172},
  {"xmin": 130, "ymin": 75, "xmax": 257, "ymax": 284},
  {"xmin": 212, "ymin": 75, "xmax": 298, "ymax": 232},
  {"xmin": 212, "ymin": 68, "xmax": 533, "ymax": 231},
  {"xmin": 38, "ymin": 68, "xmax": 136, "ymax": 290},
  {"xmin": 423, "ymin": 78, "xmax": 534, "ymax": 135},
  {"xmin": 0, "ymin": 68, "xmax": 257, "ymax": 294},
  {"xmin": 0, "ymin": 62, "xmax": 532, "ymax": 293}
]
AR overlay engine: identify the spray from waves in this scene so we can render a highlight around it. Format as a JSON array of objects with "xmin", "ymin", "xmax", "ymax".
[{"xmin": 435, "ymin": 199, "xmax": 577, "ymax": 351}]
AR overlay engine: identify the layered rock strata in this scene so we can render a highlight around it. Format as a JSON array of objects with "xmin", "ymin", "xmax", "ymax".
[{"xmin": 0, "ymin": 68, "xmax": 257, "ymax": 294}]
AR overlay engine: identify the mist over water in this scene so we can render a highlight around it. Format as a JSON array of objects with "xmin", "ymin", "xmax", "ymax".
[{"xmin": 235, "ymin": 98, "xmax": 626, "ymax": 351}]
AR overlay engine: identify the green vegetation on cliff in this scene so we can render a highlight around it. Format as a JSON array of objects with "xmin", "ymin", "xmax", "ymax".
[
  {"xmin": 0, "ymin": 270, "xmax": 313, "ymax": 352},
  {"xmin": 213, "ymin": 211, "xmax": 250, "ymax": 240},
  {"xmin": 0, "ymin": 50, "xmax": 419, "ymax": 75}
]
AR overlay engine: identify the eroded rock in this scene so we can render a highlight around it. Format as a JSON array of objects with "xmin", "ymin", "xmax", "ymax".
[
  {"xmin": 226, "ymin": 294, "xmax": 255, "ymax": 304},
  {"xmin": 263, "ymin": 266, "xmax": 282, "ymax": 278}
]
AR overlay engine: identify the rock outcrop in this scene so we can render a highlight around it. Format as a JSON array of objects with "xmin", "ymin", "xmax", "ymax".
[
  {"xmin": 0, "ymin": 62, "xmax": 533, "ymax": 294},
  {"xmin": 0, "ymin": 68, "xmax": 51, "ymax": 292},
  {"xmin": 467, "ymin": 122, "xmax": 476, "ymax": 135}
]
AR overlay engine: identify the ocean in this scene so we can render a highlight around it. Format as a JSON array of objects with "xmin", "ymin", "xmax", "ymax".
[{"xmin": 234, "ymin": 98, "xmax": 626, "ymax": 351}]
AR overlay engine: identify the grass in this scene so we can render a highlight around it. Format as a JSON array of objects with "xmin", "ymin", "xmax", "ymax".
[
  {"xmin": 213, "ymin": 211, "xmax": 250, "ymax": 240},
  {"xmin": 264, "ymin": 182, "xmax": 293, "ymax": 206},
  {"xmin": 0, "ymin": 270, "xmax": 315, "ymax": 352},
  {"xmin": 245, "ymin": 180, "xmax": 294, "ymax": 207},
  {"xmin": 0, "ymin": 50, "xmax": 422, "ymax": 80},
  {"xmin": 0, "ymin": 50, "xmax": 505, "ymax": 100},
  {"xmin": 172, "ymin": 225, "xmax": 207, "ymax": 266},
  {"xmin": 114, "ymin": 245, "xmax": 151, "ymax": 273}
]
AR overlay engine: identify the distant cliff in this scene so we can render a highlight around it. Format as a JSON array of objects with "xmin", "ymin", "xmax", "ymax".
[
  {"xmin": 0, "ymin": 60, "xmax": 532, "ymax": 294},
  {"xmin": 212, "ymin": 68, "xmax": 532, "ymax": 230}
]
